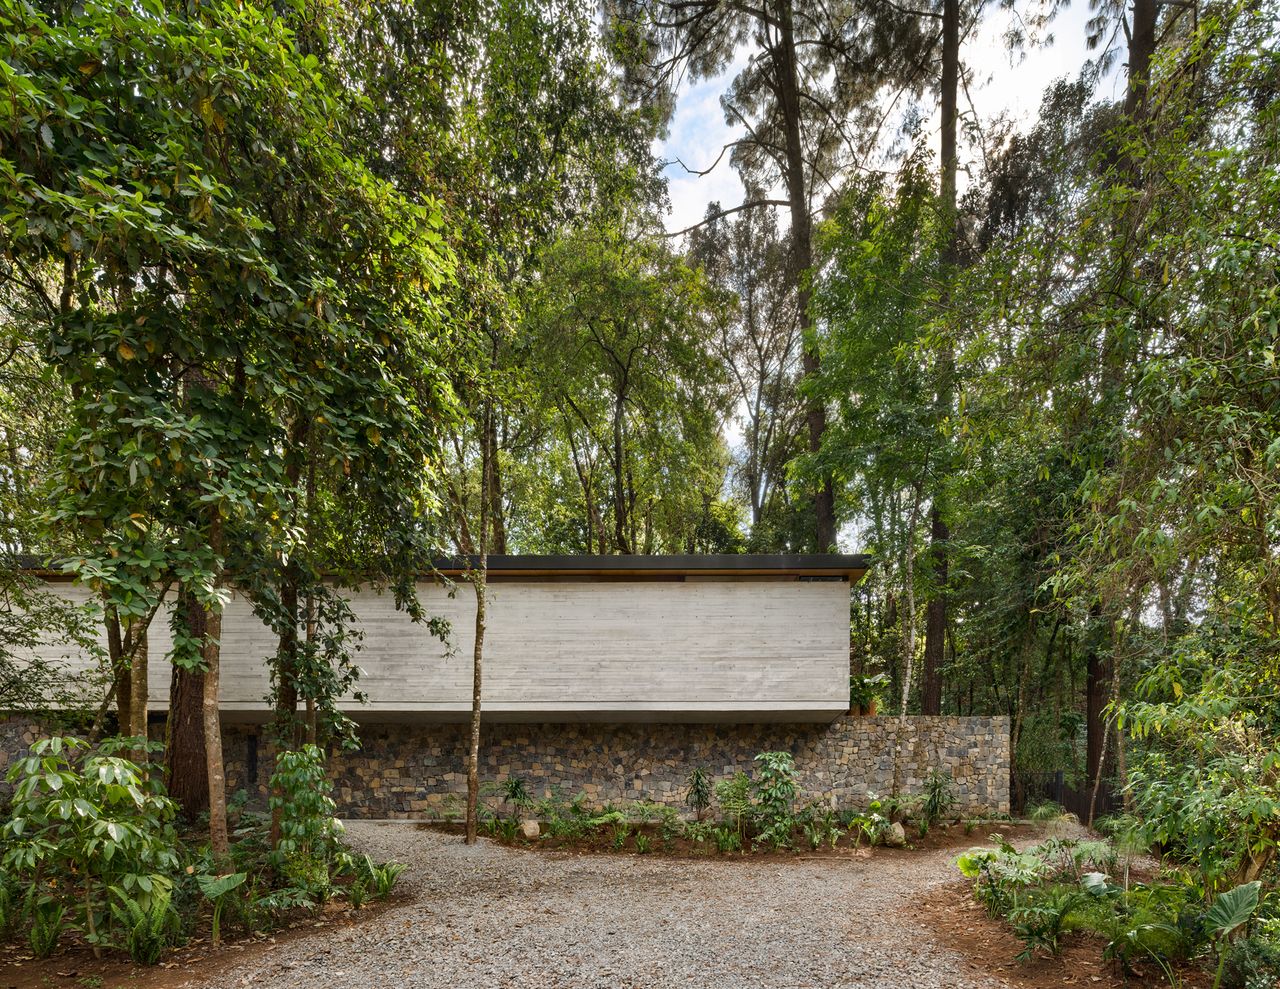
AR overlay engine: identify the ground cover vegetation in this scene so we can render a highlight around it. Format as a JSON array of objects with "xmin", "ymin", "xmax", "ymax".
[{"xmin": 0, "ymin": 0, "xmax": 1275, "ymax": 981}]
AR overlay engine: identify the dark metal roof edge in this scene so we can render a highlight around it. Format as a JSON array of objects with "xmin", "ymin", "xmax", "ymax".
[
  {"xmin": 430, "ymin": 554, "xmax": 870, "ymax": 576},
  {"xmin": 14, "ymin": 553, "xmax": 870, "ymax": 580}
]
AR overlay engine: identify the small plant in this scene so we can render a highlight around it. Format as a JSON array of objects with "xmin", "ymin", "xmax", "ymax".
[
  {"xmin": 657, "ymin": 806, "xmax": 683, "ymax": 848},
  {"xmin": 197, "ymin": 872, "xmax": 248, "ymax": 947},
  {"xmin": 29, "ymin": 899, "xmax": 66, "ymax": 958},
  {"xmin": 713, "ymin": 827, "xmax": 742, "ymax": 854},
  {"xmin": 611, "ymin": 822, "xmax": 631, "ymax": 850},
  {"xmin": 364, "ymin": 856, "xmax": 406, "ymax": 899},
  {"xmin": 110, "ymin": 879, "xmax": 177, "ymax": 965},
  {"xmin": 921, "ymin": 769, "xmax": 957, "ymax": 830},
  {"xmin": 634, "ymin": 834, "xmax": 651, "ymax": 854},
  {"xmin": 714, "ymin": 771, "xmax": 752, "ymax": 840},
  {"xmin": 347, "ymin": 878, "xmax": 368, "ymax": 911},
  {"xmin": 495, "ymin": 817, "xmax": 520, "ymax": 842},
  {"xmin": 849, "ymin": 672, "xmax": 889, "ymax": 714},
  {"xmin": 685, "ymin": 767, "xmax": 713, "ymax": 821},
  {"xmin": 501, "ymin": 777, "xmax": 534, "ymax": 818},
  {"xmin": 752, "ymin": 751, "xmax": 798, "ymax": 850},
  {"xmin": 269, "ymin": 745, "xmax": 342, "ymax": 900},
  {"xmin": 1008, "ymin": 887, "xmax": 1084, "ymax": 961},
  {"xmin": 1208, "ymin": 881, "xmax": 1262, "ymax": 989}
]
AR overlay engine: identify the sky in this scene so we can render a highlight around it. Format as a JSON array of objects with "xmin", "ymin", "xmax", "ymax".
[{"xmin": 656, "ymin": 1, "xmax": 1125, "ymax": 235}]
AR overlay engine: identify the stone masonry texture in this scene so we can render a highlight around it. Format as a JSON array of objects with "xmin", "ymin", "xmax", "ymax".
[{"xmin": 2, "ymin": 715, "xmax": 1010, "ymax": 816}]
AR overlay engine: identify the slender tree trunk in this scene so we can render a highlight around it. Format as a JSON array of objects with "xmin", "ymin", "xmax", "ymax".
[
  {"xmin": 129, "ymin": 626, "xmax": 149, "ymax": 756},
  {"xmin": 487, "ymin": 414, "xmax": 507, "ymax": 554},
  {"xmin": 923, "ymin": 0, "xmax": 961, "ymax": 715},
  {"xmin": 465, "ymin": 401, "xmax": 493, "ymax": 845},
  {"xmin": 166, "ymin": 596, "xmax": 209, "ymax": 819},
  {"xmin": 892, "ymin": 486, "xmax": 923, "ymax": 800},
  {"xmin": 203, "ymin": 515, "xmax": 230, "ymax": 862},
  {"xmin": 774, "ymin": 0, "xmax": 834, "ymax": 551},
  {"xmin": 611, "ymin": 393, "xmax": 629, "ymax": 553}
]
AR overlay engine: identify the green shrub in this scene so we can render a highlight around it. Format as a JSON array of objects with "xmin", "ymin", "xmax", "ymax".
[
  {"xmin": 1008, "ymin": 886, "xmax": 1084, "ymax": 962},
  {"xmin": 2, "ymin": 736, "xmax": 178, "ymax": 951},
  {"xmin": 634, "ymin": 834, "xmax": 651, "ymax": 854},
  {"xmin": 752, "ymin": 751, "xmax": 798, "ymax": 850},
  {"xmin": 611, "ymin": 822, "xmax": 630, "ymax": 850},
  {"xmin": 685, "ymin": 767, "xmax": 713, "ymax": 821},
  {"xmin": 361, "ymin": 855, "xmax": 406, "ymax": 899},
  {"xmin": 714, "ymin": 771, "xmax": 752, "ymax": 839},
  {"xmin": 921, "ymin": 769, "xmax": 957, "ymax": 830},
  {"xmin": 1220, "ymin": 926, "xmax": 1280, "ymax": 989},
  {"xmin": 713, "ymin": 826, "xmax": 742, "ymax": 854},
  {"xmin": 268, "ymin": 745, "xmax": 341, "ymax": 900},
  {"xmin": 110, "ymin": 878, "xmax": 178, "ymax": 965},
  {"xmin": 29, "ymin": 899, "xmax": 65, "ymax": 959}
]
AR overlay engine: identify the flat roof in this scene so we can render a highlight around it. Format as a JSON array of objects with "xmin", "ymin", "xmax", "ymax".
[
  {"xmin": 20, "ymin": 553, "xmax": 869, "ymax": 582},
  {"xmin": 432, "ymin": 554, "xmax": 869, "ymax": 579}
]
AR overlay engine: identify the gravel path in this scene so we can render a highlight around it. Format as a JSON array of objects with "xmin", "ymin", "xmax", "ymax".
[{"xmin": 193, "ymin": 822, "xmax": 1005, "ymax": 989}]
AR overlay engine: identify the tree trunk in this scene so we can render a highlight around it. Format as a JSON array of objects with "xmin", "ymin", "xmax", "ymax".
[
  {"xmin": 465, "ymin": 402, "xmax": 493, "ymax": 845},
  {"xmin": 924, "ymin": 0, "xmax": 960, "ymax": 715},
  {"xmin": 487, "ymin": 414, "xmax": 507, "ymax": 554},
  {"xmin": 611, "ymin": 392, "xmax": 629, "ymax": 553},
  {"xmin": 203, "ymin": 515, "xmax": 230, "ymax": 862},
  {"xmin": 774, "ymin": 0, "xmax": 834, "ymax": 552},
  {"xmin": 129, "ymin": 626, "xmax": 149, "ymax": 757},
  {"xmin": 165, "ymin": 598, "xmax": 209, "ymax": 820}
]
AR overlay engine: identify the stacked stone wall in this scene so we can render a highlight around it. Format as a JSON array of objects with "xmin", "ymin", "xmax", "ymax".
[{"xmin": 3, "ymin": 715, "xmax": 1010, "ymax": 817}]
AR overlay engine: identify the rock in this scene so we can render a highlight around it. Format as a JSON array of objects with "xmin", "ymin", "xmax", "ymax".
[
  {"xmin": 883, "ymin": 822, "xmax": 907, "ymax": 847},
  {"xmin": 519, "ymin": 818, "xmax": 540, "ymax": 839}
]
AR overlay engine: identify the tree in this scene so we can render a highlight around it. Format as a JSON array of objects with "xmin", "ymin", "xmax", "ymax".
[
  {"xmin": 524, "ymin": 225, "xmax": 733, "ymax": 555},
  {"xmin": 688, "ymin": 193, "xmax": 805, "ymax": 546},
  {"xmin": 2, "ymin": 0, "xmax": 458, "ymax": 855},
  {"xmin": 607, "ymin": 0, "xmax": 935, "ymax": 551}
]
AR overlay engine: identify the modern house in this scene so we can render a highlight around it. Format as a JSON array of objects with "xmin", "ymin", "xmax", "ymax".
[
  {"xmin": 27, "ymin": 554, "xmax": 869, "ymax": 723},
  {"xmin": 5, "ymin": 554, "xmax": 1011, "ymax": 814}
]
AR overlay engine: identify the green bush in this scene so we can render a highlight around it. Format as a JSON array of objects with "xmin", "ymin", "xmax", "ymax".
[
  {"xmin": 684, "ymin": 767, "xmax": 712, "ymax": 820},
  {"xmin": 751, "ymin": 751, "xmax": 798, "ymax": 850},
  {"xmin": 110, "ymin": 877, "xmax": 178, "ymax": 965},
  {"xmin": 268, "ymin": 745, "xmax": 342, "ymax": 900},
  {"xmin": 1, "ymin": 736, "xmax": 178, "ymax": 952},
  {"xmin": 1220, "ymin": 926, "xmax": 1280, "ymax": 989}
]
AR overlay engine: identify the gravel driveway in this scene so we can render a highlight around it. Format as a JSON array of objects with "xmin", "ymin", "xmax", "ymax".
[{"xmin": 193, "ymin": 821, "xmax": 1003, "ymax": 989}]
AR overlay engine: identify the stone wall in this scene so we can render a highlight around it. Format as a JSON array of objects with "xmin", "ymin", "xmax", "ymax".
[
  {"xmin": 4, "ymin": 715, "xmax": 1010, "ymax": 816},
  {"xmin": 224, "ymin": 715, "xmax": 1010, "ymax": 817}
]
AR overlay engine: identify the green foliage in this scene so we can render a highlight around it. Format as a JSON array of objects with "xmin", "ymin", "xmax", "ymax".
[
  {"xmin": 713, "ymin": 827, "xmax": 743, "ymax": 854},
  {"xmin": 360, "ymin": 857, "xmax": 406, "ymax": 900},
  {"xmin": 751, "ymin": 752, "xmax": 798, "ymax": 850},
  {"xmin": 1219, "ymin": 922, "xmax": 1280, "ymax": 989},
  {"xmin": 109, "ymin": 878, "xmax": 177, "ymax": 965},
  {"xmin": 2, "ymin": 737, "xmax": 178, "ymax": 948},
  {"xmin": 501, "ymin": 777, "xmax": 534, "ymax": 818},
  {"xmin": 29, "ymin": 899, "xmax": 65, "ymax": 959},
  {"xmin": 920, "ymin": 769, "xmax": 958, "ymax": 830},
  {"xmin": 196, "ymin": 872, "xmax": 247, "ymax": 947},
  {"xmin": 714, "ymin": 771, "xmax": 753, "ymax": 840},
  {"xmin": 1008, "ymin": 887, "xmax": 1085, "ymax": 962},
  {"xmin": 848, "ymin": 673, "xmax": 889, "ymax": 711},
  {"xmin": 634, "ymin": 834, "xmax": 651, "ymax": 855},
  {"xmin": 684, "ymin": 767, "xmax": 713, "ymax": 821},
  {"xmin": 268, "ymin": 746, "xmax": 341, "ymax": 899}
]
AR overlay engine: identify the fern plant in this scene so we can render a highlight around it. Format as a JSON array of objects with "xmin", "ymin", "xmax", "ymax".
[{"xmin": 111, "ymin": 879, "xmax": 177, "ymax": 965}]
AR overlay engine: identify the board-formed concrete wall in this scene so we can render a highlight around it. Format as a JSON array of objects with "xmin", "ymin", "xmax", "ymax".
[
  {"xmin": 19, "ymin": 578, "xmax": 852, "ymax": 721},
  {"xmin": 1, "ymin": 716, "xmax": 1010, "ymax": 814}
]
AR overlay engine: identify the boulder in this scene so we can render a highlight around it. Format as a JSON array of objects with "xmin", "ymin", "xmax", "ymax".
[
  {"xmin": 520, "ymin": 818, "xmax": 541, "ymax": 840},
  {"xmin": 883, "ymin": 822, "xmax": 907, "ymax": 847}
]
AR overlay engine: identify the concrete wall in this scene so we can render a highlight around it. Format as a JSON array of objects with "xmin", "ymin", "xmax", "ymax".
[{"xmin": 20, "ymin": 578, "xmax": 851, "ymax": 721}]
